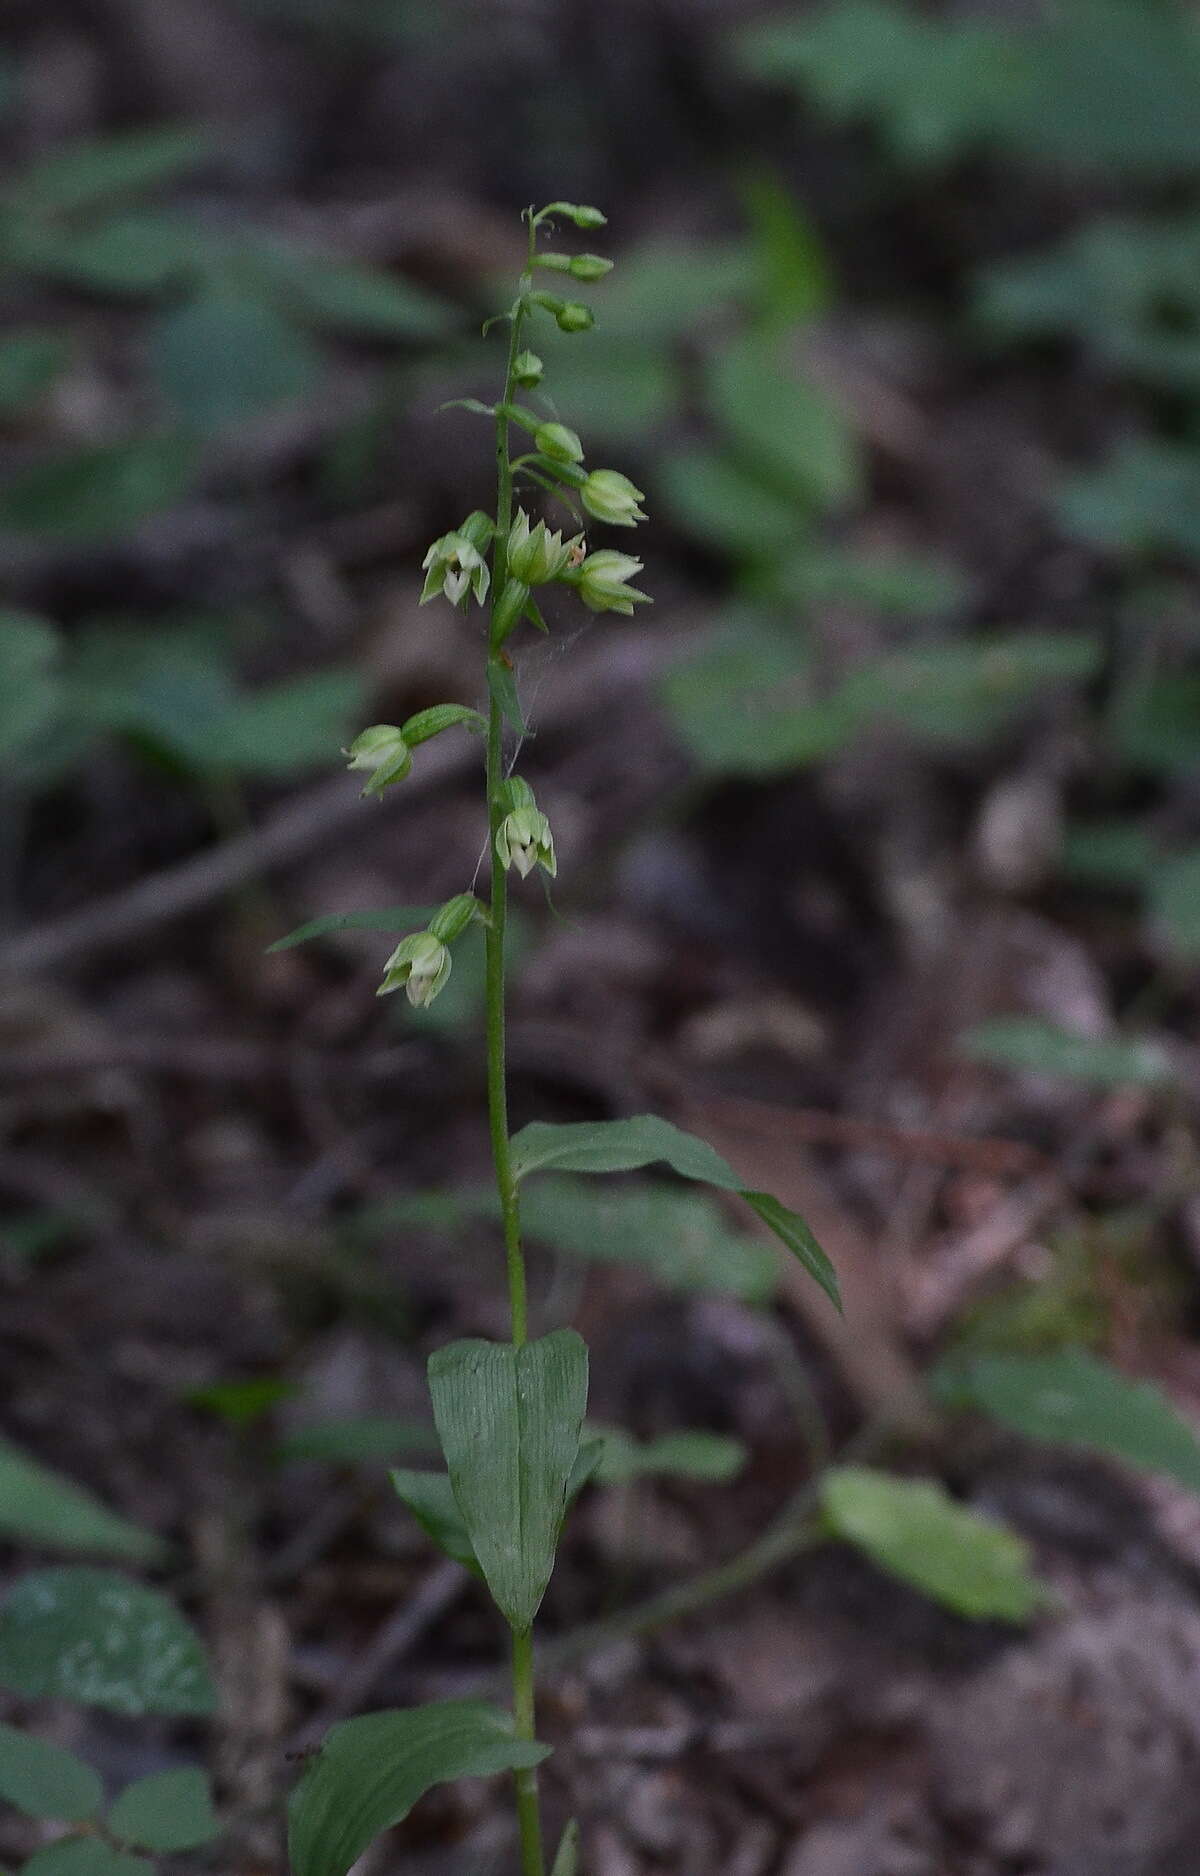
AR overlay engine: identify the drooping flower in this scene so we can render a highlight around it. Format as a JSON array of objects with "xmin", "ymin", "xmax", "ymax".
[
  {"xmin": 344, "ymin": 724, "xmax": 412, "ymax": 796},
  {"xmin": 495, "ymin": 779, "xmax": 556, "ymax": 880},
  {"xmin": 575, "ymin": 549, "xmax": 652, "ymax": 616},
  {"xmin": 378, "ymin": 931, "xmax": 452, "ymax": 1006},
  {"xmin": 580, "ymin": 469, "xmax": 647, "ymax": 528}
]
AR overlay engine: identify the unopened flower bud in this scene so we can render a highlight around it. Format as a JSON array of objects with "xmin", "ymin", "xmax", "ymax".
[
  {"xmin": 569, "ymin": 253, "xmax": 613, "ymax": 281},
  {"xmin": 344, "ymin": 724, "xmax": 411, "ymax": 796},
  {"xmin": 507, "ymin": 509, "xmax": 583, "ymax": 585},
  {"xmin": 513, "ymin": 350, "xmax": 544, "ymax": 388},
  {"xmin": 556, "ymin": 301, "xmax": 594, "ymax": 333},
  {"xmin": 580, "ymin": 469, "xmax": 647, "ymax": 528},
  {"xmin": 420, "ymin": 531, "xmax": 490, "ymax": 608},
  {"xmin": 540, "ymin": 201, "xmax": 607, "ymax": 229},
  {"xmin": 378, "ymin": 931, "xmax": 452, "ymax": 1006},
  {"xmin": 534, "ymin": 422, "xmax": 584, "ymax": 464},
  {"xmin": 575, "ymin": 549, "xmax": 652, "ymax": 617}
]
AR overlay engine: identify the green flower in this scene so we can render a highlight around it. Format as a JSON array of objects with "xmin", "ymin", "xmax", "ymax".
[
  {"xmin": 378, "ymin": 931, "xmax": 452, "ymax": 1006},
  {"xmin": 507, "ymin": 509, "xmax": 582, "ymax": 585},
  {"xmin": 420, "ymin": 531, "xmax": 490, "ymax": 607},
  {"xmin": 575, "ymin": 549, "xmax": 652, "ymax": 616},
  {"xmin": 580, "ymin": 469, "xmax": 646, "ymax": 528},
  {"xmin": 344, "ymin": 724, "xmax": 411, "ymax": 796},
  {"xmin": 495, "ymin": 779, "xmax": 556, "ymax": 880}
]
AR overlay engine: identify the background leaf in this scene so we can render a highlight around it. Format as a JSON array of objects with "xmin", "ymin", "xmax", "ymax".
[
  {"xmin": 21, "ymin": 1845, "xmax": 152, "ymax": 1876},
  {"xmin": 107, "ymin": 1767, "xmax": 219, "ymax": 1852},
  {"xmin": 820, "ymin": 1467, "xmax": 1043, "ymax": 1621},
  {"xmin": 933, "ymin": 1348, "xmax": 1200, "ymax": 1494},
  {"xmin": 0, "ymin": 1438, "xmax": 164, "ymax": 1561},
  {"xmin": 150, "ymin": 288, "xmax": 319, "ymax": 431},
  {"xmin": 0, "ymin": 438, "xmax": 198, "ymax": 542},
  {"xmin": 287, "ymin": 1702, "xmax": 549, "ymax": 1876},
  {"xmin": 958, "ymin": 1017, "xmax": 1175, "ymax": 1088},
  {"xmin": 0, "ymin": 1569, "xmax": 214, "ymax": 1716},
  {"xmin": 509, "ymin": 1117, "xmax": 839, "ymax": 1307},
  {"xmin": 0, "ymin": 1722, "xmax": 102, "ymax": 1822}
]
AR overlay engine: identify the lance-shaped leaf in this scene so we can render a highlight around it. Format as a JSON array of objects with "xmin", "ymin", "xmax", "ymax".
[
  {"xmin": 288, "ymin": 1701, "xmax": 549, "ymax": 1876},
  {"xmin": 933, "ymin": 1347, "xmax": 1200, "ymax": 1494},
  {"xmin": 820, "ymin": 1467, "xmax": 1043, "ymax": 1623},
  {"xmin": 509, "ymin": 1115, "xmax": 840, "ymax": 1310},
  {"xmin": 0, "ymin": 1439, "xmax": 164, "ymax": 1562},
  {"xmin": 268, "ymin": 905, "xmax": 438, "ymax": 952},
  {"xmin": 428, "ymin": 1331, "xmax": 588, "ymax": 1632},
  {"xmin": 0, "ymin": 1569, "xmax": 214, "ymax": 1716}
]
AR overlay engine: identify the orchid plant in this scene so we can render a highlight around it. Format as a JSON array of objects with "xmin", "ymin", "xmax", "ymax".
[{"xmin": 284, "ymin": 201, "xmax": 840, "ymax": 1876}]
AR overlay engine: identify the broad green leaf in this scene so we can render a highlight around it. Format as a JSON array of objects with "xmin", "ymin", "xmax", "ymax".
[
  {"xmin": 390, "ymin": 1469, "xmax": 480, "ymax": 1574},
  {"xmin": 257, "ymin": 246, "xmax": 455, "ymax": 339},
  {"xmin": 519, "ymin": 1177, "xmax": 777, "ymax": 1302},
  {"xmin": 108, "ymin": 1768, "xmax": 219, "ymax": 1852},
  {"xmin": 0, "ymin": 1722, "xmax": 102, "ymax": 1822},
  {"xmin": 17, "ymin": 127, "xmax": 208, "ymax": 214},
  {"xmin": 1009, "ymin": 0, "xmax": 1200, "ymax": 177},
  {"xmin": 587, "ymin": 1427, "xmax": 746, "ymax": 1486},
  {"xmin": 288, "ymin": 1701, "xmax": 549, "ymax": 1876},
  {"xmin": 1150, "ymin": 848, "xmax": 1200, "ymax": 959},
  {"xmin": 0, "ymin": 613, "xmax": 61, "ymax": 764},
  {"xmin": 1059, "ymin": 439, "xmax": 1200, "ymax": 560},
  {"xmin": 708, "ymin": 332, "xmax": 861, "ymax": 510},
  {"xmin": 933, "ymin": 1348, "xmax": 1200, "ymax": 1494},
  {"xmin": 820, "ymin": 1467, "xmax": 1042, "ymax": 1622},
  {"xmin": 735, "ymin": 0, "xmax": 1022, "ymax": 168},
  {"xmin": 0, "ymin": 334, "xmax": 68, "ymax": 414},
  {"xmin": 428, "ymin": 1331, "xmax": 588, "ymax": 1631},
  {"xmin": 659, "ymin": 451, "xmax": 809, "ymax": 558},
  {"xmin": 0, "ymin": 438, "xmax": 198, "ymax": 542},
  {"xmin": 0, "ymin": 1569, "xmax": 214, "ymax": 1716},
  {"xmin": 268, "ymin": 905, "xmax": 439, "ymax": 951},
  {"xmin": 1110, "ymin": 672, "xmax": 1200, "ymax": 776},
  {"xmin": 215, "ymin": 668, "xmax": 363, "ymax": 776},
  {"xmin": 958, "ymin": 1017, "xmax": 1174, "ymax": 1089},
  {"xmin": 28, "ymin": 214, "xmax": 207, "ymax": 295},
  {"xmin": 975, "ymin": 214, "xmax": 1200, "ymax": 394},
  {"xmin": 150, "ymin": 290, "xmax": 319, "ymax": 432},
  {"xmin": 511, "ymin": 1116, "xmax": 740, "ymax": 1185},
  {"xmin": 0, "ymin": 1438, "xmax": 163, "ymax": 1561},
  {"xmin": 510, "ymin": 1116, "xmax": 840, "ymax": 1310},
  {"xmin": 278, "ymin": 1416, "xmax": 439, "ymax": 1465},
  {"xmin": 522, "ymin": 336, "xmax": 677, "ymax": 445},
  {"xmin": 22, "ymin": 1845, "xmax": 152, "ymax": 1876},
  {"xmin": 839, "ymin": 631, "xmax": 1102, "ymax": 743}
]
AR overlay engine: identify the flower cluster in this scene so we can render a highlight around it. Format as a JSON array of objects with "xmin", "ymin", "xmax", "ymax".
[{"xmin": 339, "ymin": 197, "xmax": 654, "ymax": 1006}]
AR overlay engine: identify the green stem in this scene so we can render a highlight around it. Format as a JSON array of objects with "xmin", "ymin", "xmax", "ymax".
[{"xmin": 485, "ymin": 220, "xmax": 545, "ymax": 1876}]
